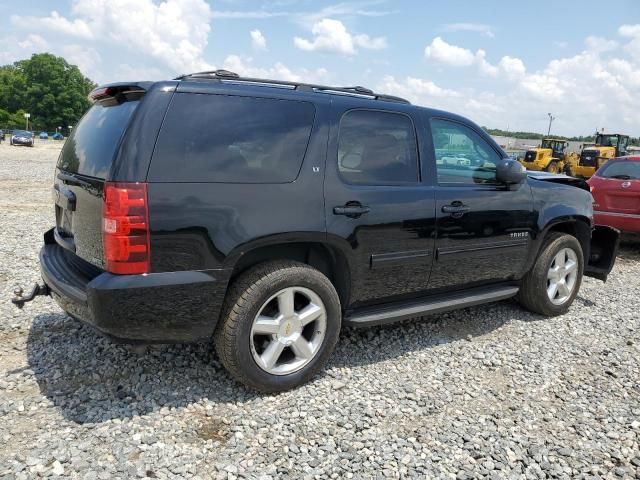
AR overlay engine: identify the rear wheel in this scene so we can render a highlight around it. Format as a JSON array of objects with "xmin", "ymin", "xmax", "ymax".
[
  {"xmin": 214, "ymin": 260, "xmax": 341, "ymax": 392},
  {"xmin": 545, "ymin": 161, "xmax": 560, "ymax": 173},
  {"xmin": 517, "ymin": 233, "xmax": 584, "ymax": 317}
]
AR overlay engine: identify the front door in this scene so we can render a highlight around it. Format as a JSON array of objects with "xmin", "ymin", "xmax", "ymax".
[
  {"xmin": 427, "ymin": 117, "xmax": 534, "ymax": 292},
  {"xmin": 324, "ymin": 106, "xmax": 436, "ymax": 308}
]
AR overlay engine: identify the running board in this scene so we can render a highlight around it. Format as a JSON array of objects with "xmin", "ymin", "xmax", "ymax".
[{"xmin": 344, "ymin": 285, "xmax": 519, "ymax": 327}]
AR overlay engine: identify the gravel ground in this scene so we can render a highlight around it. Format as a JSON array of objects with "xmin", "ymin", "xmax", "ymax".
[{"xmin": 0, "ymin": 141, "xmax": 639, "ymax": 479}]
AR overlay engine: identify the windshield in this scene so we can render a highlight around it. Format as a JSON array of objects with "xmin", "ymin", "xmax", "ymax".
[
  {"xmin": 542, "ymin": 139, "xmax": 564, "ymax": 151},
  {"xmin": 597, "ymin": 160, "xmax": 640, "ymax": 179},
  {"xmin": 13, "ymin": 130, "xmax": 32, "ymax": 137},
  {"xmin": 596, "ymin": 134, "xmax": 619, "ymax": 147}
]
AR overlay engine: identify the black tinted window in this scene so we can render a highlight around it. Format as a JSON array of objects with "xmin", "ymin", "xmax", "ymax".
[
  {"xmin": 57, "ymin": 101, "xmax": 139, "ymax": 178},
  {"xmin": 430, "ymin": 118, "xmax": 501, "ymax": 184},
  {"xmin": 150, "ymin": 93, "xmax": 315, "ymax": 183},
  {"xmin": 338, "ymin": 110, "xmax": 419, "ymax": 185}
]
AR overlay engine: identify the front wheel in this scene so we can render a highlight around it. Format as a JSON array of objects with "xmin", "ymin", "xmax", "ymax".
[
  {"xmin": 214, "ymin": 260, "xmax": 341, "ymax": 392},
  {"xmin": 517, "ymin": 233, "xmax": 584, "ymax": 316},
  {"xmin": 545, "ymin": 161, "xmax": 560, "ymax": 173},
  {"xmin": 563, "ymin": 164, "xmax": 573, "ymax": 176}
]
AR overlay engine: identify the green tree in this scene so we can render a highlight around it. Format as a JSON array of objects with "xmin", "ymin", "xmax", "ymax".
[{"xmin": 0, "ymin": 53, "xmax": 96, "ymax": 131}]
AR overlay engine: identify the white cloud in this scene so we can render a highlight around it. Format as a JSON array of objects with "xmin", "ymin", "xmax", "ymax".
[
  {"xmin": 0, "ymin": 34, "xmax": 50, "ymax": 64},
  {"xmin": 113, "ymin": 63, "xmax": 168, "ymax": 81},
  {"xmin": 377, "ymin": 75, "xmax": 461, "ymax": 105},
  {"xmin": 425, "ymin": 37, "xmax": 521, "ymax": 78},
  {"xmin": 390, "ymin": 31, "xmax": 640, "ymax": 135},
  {"xmin": 250, "ymin": 29, "xmax": 267, "ymax": 50},
  {"xmin": 585, "ymin": 36, "xmax": 618, "ymax": 52},
  {"xmin": 11, "ymin": 10, "xmax": 93, "ymax": 39},
  {"xmin": 353, "ymin": 33, "xmax": 387, "ymax": 50},
  {"xmin": 222, "ymin": 55, "xmax": 329, "ymax": 84},
  {"xmin": 498, "ymin": 56, "xmax": 526, "ymax": 80},
  {"xmin": 294, "ymin": 18, "xmax": 386, "ymax": 55},
  {"xmin": 17, "ymin": 34, "xmax": 49, "ymax": 52},
  {"xmin": 297, "ymin": 3, "xmax": 396, "ymax": 27},
  {"xmin": 61, "ymin": 44, "xmax": 102, "ymax": 80},
  {"xmin": 442, "ymin": 23, "xmax": 495, "ymax": 38},
  {"xmin": 475, "ymin": 49, "xmax": 498, "ymax": 77},
  {"xmin": 11, "ymin": 0, "xmax": 213, "ymax": 74},
  {"xmin": 619, "ymin": 23, "xmax": 640, "ymax": 61},
  {"xmin": 425, "ymin": 36, "xmax": 475, "ymax": 66}
]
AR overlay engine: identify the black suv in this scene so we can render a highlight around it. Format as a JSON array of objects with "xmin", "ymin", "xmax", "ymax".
[{"xmin": 15, "ymin": 70, "xmax": 619, "ymax": 392}]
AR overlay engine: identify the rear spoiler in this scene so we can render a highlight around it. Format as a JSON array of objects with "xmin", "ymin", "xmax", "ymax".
[{"xmin": 88, "ymin": 82, "xmax": 154, "ymax": 106}]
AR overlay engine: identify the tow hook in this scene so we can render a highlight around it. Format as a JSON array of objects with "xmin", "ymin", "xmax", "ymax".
[{"xmin": 11, "ymin": 283, "xmax": 50, "ymax": 309}]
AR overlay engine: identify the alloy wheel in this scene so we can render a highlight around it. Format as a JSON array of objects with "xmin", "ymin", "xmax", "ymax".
[
  {"xmin": 250, "ymin": 287, "xmax": 327, "ymax": 375},
  {"xmin": 546, "ymin": 247, "xmax": 578, "ymax": 305}
]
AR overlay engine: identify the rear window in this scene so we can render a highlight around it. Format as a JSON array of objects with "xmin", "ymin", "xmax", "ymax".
[
  {"xmin": 149, "ymin": 93, "xmax": 315, "ymax": 183},
  {"xmin": 597, "ymin": 160, "xmax": 640, "ymax": 179},
  {"xmin": 57, "ymin": 101, "xmax": 139, "ymax": 178}
]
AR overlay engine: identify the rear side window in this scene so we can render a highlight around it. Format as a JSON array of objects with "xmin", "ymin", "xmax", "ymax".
[
  {"xmin": 597, "ymin": 160, "xmax": 640, "ymax": 179},
  {"xmin": 57, "ymin": 101, "xmax": 139, "ymax": 178},
  {"xmin": 149, "ymin": 93, "xmax": 315, "ymax": 183},
  {"xmin": 338, "ymin": 110, "xmax": 419, "ymax": 185}
]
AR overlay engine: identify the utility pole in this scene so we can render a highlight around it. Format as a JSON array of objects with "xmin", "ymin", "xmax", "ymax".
[
  {"xmin": 24, "ymin": 113, "xmax": 30, "ymax": 130},
  {"xmin": 547, "ymin": 113, "xmax": 555, "ymax": 136}
]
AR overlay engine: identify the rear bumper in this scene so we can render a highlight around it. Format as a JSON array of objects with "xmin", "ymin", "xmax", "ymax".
[
  {"xmin": 593, "ymin": 211, "xmax": 640, "ymax": 233},
  {"xmin": 40, "ymin": 230, "xmax": 230, "ymax": 343}
]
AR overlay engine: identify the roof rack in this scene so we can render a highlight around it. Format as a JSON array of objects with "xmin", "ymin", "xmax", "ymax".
[{"xmin": 173, "ymin": 69, "xmax": 410, "ymax": 104}]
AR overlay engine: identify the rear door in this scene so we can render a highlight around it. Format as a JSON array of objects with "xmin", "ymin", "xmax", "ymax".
[
  {"xmin": 54, "ymin": 94, "xmax": 142, "ymax": 268},
  {"xmin": 324, "ymin": 104, "xmax": 436, "ymax": 308},
  {"xmin": 592, "ymin": 160, "xmax": 640, "ymax": 214}
]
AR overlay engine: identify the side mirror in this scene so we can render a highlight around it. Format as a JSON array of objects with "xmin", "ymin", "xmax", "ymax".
[{"xmin": 496, "ymin": 158, "xmax": 526, "ymax": 184}]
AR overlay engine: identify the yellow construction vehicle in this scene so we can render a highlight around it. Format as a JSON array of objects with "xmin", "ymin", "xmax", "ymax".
[
  {"xmin": 573, "ymin": 133, "xmax": 630, "ymax": 178},
  {"xmin": 518, "ymin": 138, "xmax": 579, "ymax": 175}
]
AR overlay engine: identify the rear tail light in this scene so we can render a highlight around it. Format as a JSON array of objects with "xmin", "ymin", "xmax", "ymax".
[
  {"xmin": 89, "ymin": 86, "xmax": 114, "ymax": 102},
  {"xmin": 102, "ymin": 182, "xmax": 150, "ymax": 274}
]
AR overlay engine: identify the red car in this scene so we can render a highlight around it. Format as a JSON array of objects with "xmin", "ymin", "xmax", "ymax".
[{"xmin": 588, "ymin": 156, "xmax": 640, "ymax": 233}]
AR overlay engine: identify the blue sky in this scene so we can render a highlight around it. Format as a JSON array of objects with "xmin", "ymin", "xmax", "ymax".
[{"xmin": 1, "ymin": 0, "xmax": 639, "ymax": 135}]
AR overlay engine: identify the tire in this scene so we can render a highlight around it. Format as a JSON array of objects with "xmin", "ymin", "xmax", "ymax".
[
  {"xmin": 214, "ymin": 260, "xmax": 341, "ymax": 392},
  {"xmin": 545, "ymin": 161, "xmax": 560, "ymax": 173},
  {"xmin": 563, "ymin": 164, "xmax": 573, "ymax": 177},
  {"xmin": 517, "ymin": 232, "xmax": 584, "ymax": 317}
]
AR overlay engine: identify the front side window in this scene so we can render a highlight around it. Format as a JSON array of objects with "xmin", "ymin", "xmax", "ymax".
[
  {"xmin": 150, "ymin": 93, "xmax": 315, "ymax": 183},
  {"xmin": 430, "ymin": 118, "xmax": 501, "ymax": 185},
  {"xmin": 337, "ymin": 110, "xmax": 419, "ymax": 185}
]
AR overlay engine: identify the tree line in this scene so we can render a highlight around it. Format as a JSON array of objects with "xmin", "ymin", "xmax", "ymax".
[{"xmin": 0, "ymin": 53, "xmax": 95, "ymax": 134}]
